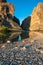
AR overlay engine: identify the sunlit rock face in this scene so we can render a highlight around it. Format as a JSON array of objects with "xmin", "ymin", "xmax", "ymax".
[
  {"xmin": 30, "ymin": 3, "xmax": 43, "ymax": 31},
  {"xmin": 0, "ymin": 1, "xmax": 14, "ymax": 27},
  {"xmin": 21, "ymin": 3, "xmax": 43, "ymax": 31},
  {"xmin": 0, "ymin": 3, "xmax": 14, "ymax": 17},
  {"xmin": 0, "ymin": 0, "xmax": 22, "ymax": 30}
]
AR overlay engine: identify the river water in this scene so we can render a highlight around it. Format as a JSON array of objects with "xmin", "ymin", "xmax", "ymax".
[{"xmin": 0, "ymin": 31, "xmax": 29, "ymax": 43}]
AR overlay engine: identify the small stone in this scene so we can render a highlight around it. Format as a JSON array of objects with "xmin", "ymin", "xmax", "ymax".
[
  {"xmin": 7, "ymin": 40, "xmax": 11, "ymax": 43},
  {"xmin": 14, "ymin": 47, "xmax": 18, "ymax": 50},
  {"xmin": 21, "ymin": 47, "xmax": 26, "ymax": 51},
  {"xmin": 40, "ymin": 50, "xmax": 43, "ymax": 54},
  {"xmin": 22, "ymin": 40, "xmax": 25, "ymax": 43},
  {"xmin": 2, "ymin": 61, "xmax": 10, "ymax": 65},
  {"xmin": 3, "ymin": 54, "xmax": 6, "ymax": 58},
  {"xmin": 1, "ymin": 45, "xmax": 5, "ymax": 48},
  {"xmin": 30, "ymin": 40, "xmax": 34, "ymax": 43},
  {"xmin": 38, "ymin": 62, "xmax": 42, "ymax": 64},
  {"xmin": 11, "ymin": 62, "xmax": 19, "ymax": 65}
]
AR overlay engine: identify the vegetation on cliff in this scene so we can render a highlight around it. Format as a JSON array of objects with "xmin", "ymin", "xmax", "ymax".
[{"xmin": 0, "ymin": 26, "xmax": 7, "ymax": 33}]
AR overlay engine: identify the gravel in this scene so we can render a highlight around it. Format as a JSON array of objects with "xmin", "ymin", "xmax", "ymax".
[{"xmin": 0, "ymin": 39, "xmax": 43, "ymax": 65}]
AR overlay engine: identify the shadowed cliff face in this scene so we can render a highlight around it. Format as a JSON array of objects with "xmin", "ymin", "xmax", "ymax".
[
  {"xmin": 13, "ymin": 16, "xmax": 20, "ymax": 25},
  {"xmin": 21, "ymin": 16, "xmax": 31, "ymax": 31},
  {"xmin": 0, "ymin": 0, "xmax": 7, "ymax": 2}
]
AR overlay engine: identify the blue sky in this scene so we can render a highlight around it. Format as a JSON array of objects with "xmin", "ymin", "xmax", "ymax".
[{"xmin": 7, "ymin": 0, "xmax": 43, "ymax": 24}]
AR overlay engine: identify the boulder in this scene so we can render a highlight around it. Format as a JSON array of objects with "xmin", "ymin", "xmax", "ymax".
[{"xmin": 30, "ymin": 3, "xmax": 43, "ymax": 31}]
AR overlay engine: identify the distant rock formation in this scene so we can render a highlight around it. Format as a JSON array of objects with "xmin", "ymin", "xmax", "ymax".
[
  {"xmin": 21, "ymin": 16, "xmax": 31, "ymax": 30},
  {"xmin": 21, "ymin": 3, "xmax": 43, "ymax": 31},
  {"xmin": 0, "ymin": 0, "xmax": 21, "ymax": 30},
  {"xmin": 30, "ymin": 3, "xmax": 43, "ymax": 31}
]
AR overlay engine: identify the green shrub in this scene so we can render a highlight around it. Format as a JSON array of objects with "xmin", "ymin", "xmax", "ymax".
[{"xmin": 0, "ymin": 26, "xmax": 7, "ymax": 33}]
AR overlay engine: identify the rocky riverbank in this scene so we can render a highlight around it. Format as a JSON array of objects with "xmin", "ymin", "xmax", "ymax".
[{"xmin": 0, "ymin": 32, "xmax": 43, "ymax": 65}]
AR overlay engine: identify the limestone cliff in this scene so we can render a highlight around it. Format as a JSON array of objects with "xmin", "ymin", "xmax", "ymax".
[
  {"xmin": 30, "ymin": 3, "xmax": 43, "ymax": 31},
  {"xmin": 21, "ymin": 3, "xmax": 43, "ymax": 31},
  {"xmin": 0, "ymin": 0, "xmax": 21, "ymax": 30}
]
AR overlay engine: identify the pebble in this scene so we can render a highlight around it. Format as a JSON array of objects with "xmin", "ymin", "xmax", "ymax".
[
  {"xmin": 20, "ymin": 47, "xmax": 26, "ymax": 51},
  {"xmin": 0, "ymin": 39, "xmax": 43, "ymax": 65},
  {"xmin": 7, "ymin": 40, "xmax": 11, "ymax": 44},
  {"xmin": 40, "ymin": 50, "xmax": 43, "ymax": 54},
  {"xmin": 14, "ymin": 47, "xmax": 18, "ymax": 50},
  {"xmin": 1, "ymin": 45, "xmax": 5, "ymax": 48}
]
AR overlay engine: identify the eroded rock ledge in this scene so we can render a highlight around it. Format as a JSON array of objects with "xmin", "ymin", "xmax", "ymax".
[{"xmin": 0, "ymin": 0, "xmax": 22, "ymax": 30}]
